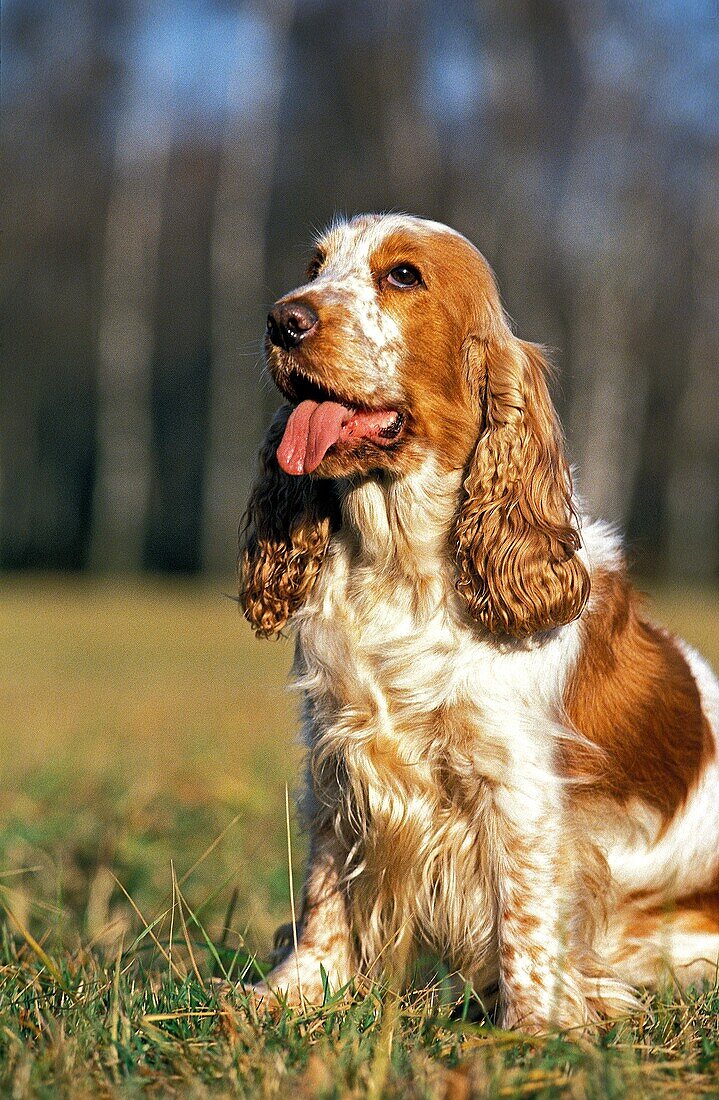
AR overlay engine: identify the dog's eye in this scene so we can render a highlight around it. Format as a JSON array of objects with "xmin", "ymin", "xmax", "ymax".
[{"xmin": 386, "ymin": 264, "xmax": 422, "ymax": 288}]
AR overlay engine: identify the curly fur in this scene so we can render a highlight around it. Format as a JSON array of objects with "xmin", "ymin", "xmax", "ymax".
[
  {"xmin": 240, "ymin": 405, "xmax": 336, "ymax": 637},
  {"xmin": 454, "ymin": 336, "xmax": 590, "ymax": 637}
]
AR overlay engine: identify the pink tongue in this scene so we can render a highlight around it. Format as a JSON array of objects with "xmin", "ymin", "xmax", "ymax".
[{"xmin": 277, "ymin": 400, "xmax": 350, "ymax": 475}]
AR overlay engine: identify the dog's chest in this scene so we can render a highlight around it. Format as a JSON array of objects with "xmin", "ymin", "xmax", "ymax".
[
  {"xmin": 294, "ymin": 534, "xmax": 550, "ymax": 969},
  {"xmin": 298, "ymin": 547, "xmax": 504, "ymax": 966},
  {"xmin": 295, "ymin": 539, "xmax": 521, "ymax": 815},
  {"xmin": 301, "ymin": 546, "xmax": 467, "ymax": 730}
]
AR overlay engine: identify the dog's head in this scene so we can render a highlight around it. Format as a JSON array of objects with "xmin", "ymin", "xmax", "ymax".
[
  {"xmin": 243, "ymin": 214, "xmax": 589, "ymax": 638},
  {"xmin": 264, "ymin": 213, "xmax": 495, "ymax": 479}
]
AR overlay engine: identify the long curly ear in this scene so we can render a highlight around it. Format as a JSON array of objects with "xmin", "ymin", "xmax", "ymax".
[
  {"xmin": 239, "ymin": 405, "xmax": 337, "ymax": 638},
  {"xmin": 453, "ymin": 336, "xmax": 590, "ymax": 638}
]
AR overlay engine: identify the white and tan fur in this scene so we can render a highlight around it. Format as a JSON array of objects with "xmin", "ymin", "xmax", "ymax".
[{"xmin": 240, "ymin": 214, "xmax": 719, "ymax": 1031}]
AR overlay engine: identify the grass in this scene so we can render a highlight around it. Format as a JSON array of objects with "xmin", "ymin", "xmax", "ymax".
[{"xmin": 0, "ymin": 575, "xmax": 718, "ymax": 1097}]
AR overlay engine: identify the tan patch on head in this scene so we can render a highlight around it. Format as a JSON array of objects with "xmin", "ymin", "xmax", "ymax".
[
  {"xmin": 366, "ymin": 221, "xmax": 504, "ymax": 470},
  {"xmin": 563, "ymin": 568, "xmax": 715, "ymax": 820}
]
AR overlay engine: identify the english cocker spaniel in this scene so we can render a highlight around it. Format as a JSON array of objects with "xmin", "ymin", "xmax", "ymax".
[{"xmin": 239, "ymin": 213, "xmax": 719, "ymax": 1031}]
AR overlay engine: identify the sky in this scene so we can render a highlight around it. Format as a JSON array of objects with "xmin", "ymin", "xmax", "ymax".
[{"xmin": 2, "ymin": 0, "xmax": 717, "ymax": 142}]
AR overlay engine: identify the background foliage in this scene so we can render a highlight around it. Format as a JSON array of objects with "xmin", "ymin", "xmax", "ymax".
[{"xmin": 2, "ymin": 0, "xmax": 718, "ymax": 579}]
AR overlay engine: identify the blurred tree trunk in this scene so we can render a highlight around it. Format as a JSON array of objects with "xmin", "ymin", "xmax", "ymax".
[
  {"xmin": 564, "ymin": 224, "xmax": 649, "ymax": 527},
  {"xmin": 144, "ymin": 137, "xmax": 220, "ymax": 574},
  {"xmin": 446, "ymin": 0, "xmax": 583, "ymax": 375},
  {"xmin": 264, "ymin": 0, "xmax": 445, "ymax": 318},
  {"xmin": 665, "ymin": 155, "xmax": 719, "ymax": 579},
  {"xmin": 1, "ymin": 0, "xmax": 120, "ymax": 569},
  {"xmin": 202, "ymin": 0, "xmax": 296, "ymax": 576},
  {"xmin": 377, "ymin": 3, "xmax": 444, "ymax": 219},
  {"xmin": 90, "ymin": 36, "xmax": 173, "ymax": 572},
  {"xmin": 559, "ymin": 10, "xmax": 652, "ymax": 529}
]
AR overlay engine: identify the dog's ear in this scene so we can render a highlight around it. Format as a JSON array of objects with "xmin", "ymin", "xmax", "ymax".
[
  {"xmin": 239, "ymin": 405, "xmax": 337, "ymax": 638},
  {"xmin": 453, "ymin": 335, "xmax": 590, "ymax": 637}
]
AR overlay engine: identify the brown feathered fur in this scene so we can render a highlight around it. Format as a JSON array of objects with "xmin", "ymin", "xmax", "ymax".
[
  {"xmin": 240, "ymin": 404, "xmax": 336, "ymax": 637},
  {"xmin": 453, "ymin": 335, "xmax": 590, "ymax": 637}
]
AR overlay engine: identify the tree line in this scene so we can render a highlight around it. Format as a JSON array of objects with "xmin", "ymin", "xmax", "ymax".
[{"xmin": 2, "ymin": 0, "xmax": 717, "ymax": 578}]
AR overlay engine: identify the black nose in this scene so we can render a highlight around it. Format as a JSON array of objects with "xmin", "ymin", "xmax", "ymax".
[{"xmin": 266, "ymin": 301, "xmax": 318, "ymax": 350}]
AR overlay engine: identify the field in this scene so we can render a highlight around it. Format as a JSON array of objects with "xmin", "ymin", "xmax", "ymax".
[{"xmin": 1, "ymin": 577, "xmax": 718, "ymax": 1098}]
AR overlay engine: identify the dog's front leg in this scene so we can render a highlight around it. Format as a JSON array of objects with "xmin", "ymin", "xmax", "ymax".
[
  {"xmin": 250, "ymin": 827, "xmax": 354, "ymax": 1012},
  {"xmin": 491, "ymin": 741, "xmax": 590, "ymax": 1033}
]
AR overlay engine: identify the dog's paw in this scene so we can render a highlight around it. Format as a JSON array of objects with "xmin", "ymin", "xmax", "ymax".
[
  {"xmin": 501, "ymin": 995, "xmax": 602, "ymax": 1035},
  {"xmin": 242, "ymin": 959, "xmax": 335, "ymax": 1018}
]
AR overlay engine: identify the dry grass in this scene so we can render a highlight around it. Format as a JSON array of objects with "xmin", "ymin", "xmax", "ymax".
[{"xmin": 0, "ymin": 575, "xmax": 717, "ymax": 1097}]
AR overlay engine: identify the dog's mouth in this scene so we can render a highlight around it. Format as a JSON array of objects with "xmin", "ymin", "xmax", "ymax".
[{"xmin": 274, "ymin": 368, "xmax": 404, "ymax": 477}]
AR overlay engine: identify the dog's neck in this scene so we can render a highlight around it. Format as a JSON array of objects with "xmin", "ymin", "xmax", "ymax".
[{"xmin": 338, "ymin": 456, "xmax": 463, "ymax": 581}]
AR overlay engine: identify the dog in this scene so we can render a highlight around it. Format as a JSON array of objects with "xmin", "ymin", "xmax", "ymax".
[{"xmin": 239, "ymin": 213, "xmax": 719, "ymax": 1031}]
